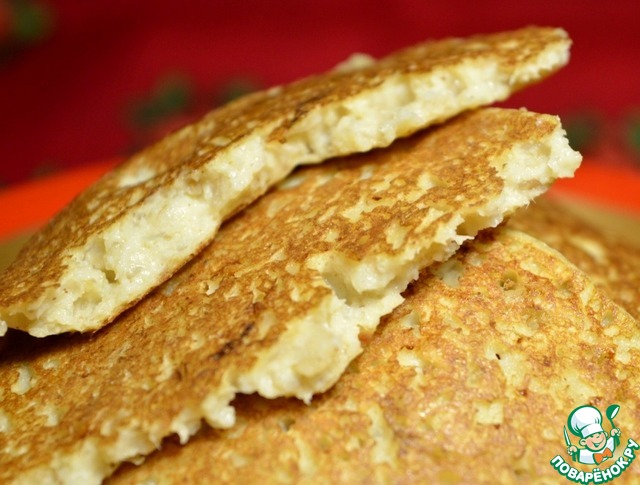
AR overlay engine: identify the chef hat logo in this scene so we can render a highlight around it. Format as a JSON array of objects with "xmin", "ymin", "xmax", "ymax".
[{"xmin": 568, "ymin": 405, "xmax": 604, "ymax": 439}]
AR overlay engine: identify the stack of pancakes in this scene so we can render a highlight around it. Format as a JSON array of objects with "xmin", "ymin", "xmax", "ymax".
[{"xmin": 1, "ymin": 27, "xmax": 638, "ymax": 484}]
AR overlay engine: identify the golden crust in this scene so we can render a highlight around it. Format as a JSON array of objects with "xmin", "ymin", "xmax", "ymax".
[
  {"xmin": 0, "ymin": 26, "xmax": 572, "ymax": 337},
  {"xmin": 109, "ymin": 229, "xmax": 640, "ymax": 484},
  {"xmin": 508, "ymin": 197, "xmax": 640, "ymax": 319},
  {"xmin": 0, "ymin": 108, "xmax": 579, "ymax": 484}
]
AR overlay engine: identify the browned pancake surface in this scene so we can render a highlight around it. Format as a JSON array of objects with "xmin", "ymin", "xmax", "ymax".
[
  {"xmin": 508, "ymin": 197, "xmax": 640, "ymax": 319},
  {"xmin": 0, "ymin": 108, "xmax": 580, "ymax": 483},
  {"xmin": 0, "ymin": 27, "xmax": 572, "ymax": 337},
  {"xmin": 110, "ymin": 229, "xmax": 640, "ymax": 484}
]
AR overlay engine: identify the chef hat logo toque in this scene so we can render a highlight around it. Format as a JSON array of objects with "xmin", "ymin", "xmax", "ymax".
[{"xmin": 568, "ymin": 405, "xmax": 605, "ymax": 438}]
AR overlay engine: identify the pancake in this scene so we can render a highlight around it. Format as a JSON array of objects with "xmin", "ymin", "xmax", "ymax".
[
  {"xmin": 508, "ymin": 197, "xmax": 640, "ymax": 320},
  {"xmin": 0, "ymin": 26, "xmax": 572, "ymax": 338},
  {"xmin": 0, "ymin": 107, "xmax": 580, "ymax": 484},
  {"xmin": 108, "ymin": 228, "xmax": 640, "ymax": 484}
]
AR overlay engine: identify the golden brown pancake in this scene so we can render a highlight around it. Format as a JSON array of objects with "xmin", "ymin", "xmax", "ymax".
[
  {"xmin": 508, "ymin": 197, "xmax": 640, "ymax": 319},
  {"xmin": 0, "ymin": 26, "xmax": 572, "ymax": 337},
  {"xmin": 0, "ymin": 108, "xmax": 580, "ymax": 484},
  {"xmin": 109, "ymin": 229, "xmax": 640, "ymax": 484}
]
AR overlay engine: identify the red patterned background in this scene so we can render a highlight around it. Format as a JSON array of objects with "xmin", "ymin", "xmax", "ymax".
[{"xmin": 0, "ymin": 0, "xmax": 639, "ymax": 187}]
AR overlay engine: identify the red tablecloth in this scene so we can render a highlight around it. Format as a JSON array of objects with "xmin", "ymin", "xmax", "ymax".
[{"xmin": 1, "ymin": 0, "xmax": 639, "ymax": 186}]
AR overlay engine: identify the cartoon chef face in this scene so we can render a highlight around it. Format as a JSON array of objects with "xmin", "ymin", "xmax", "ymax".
[
  {"xmin": 568, "ymin": 405, "xmax": 608, "ymax": 451},
  {"xmin": 581, "ymin": 431, "xmax": 609, "ymax": 451}
]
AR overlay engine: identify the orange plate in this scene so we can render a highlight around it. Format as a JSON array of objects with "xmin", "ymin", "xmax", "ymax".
[
  {"xmin": 0, "ymin": 159, "xmax": 120, "ymax": 239},
  {"xmin": 549, "ymin": 157, "xmax": 640, "ymax": 215},
  {"xmin": 0, "ymin": 156, "xmax": 638, "ymax": 241}
]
